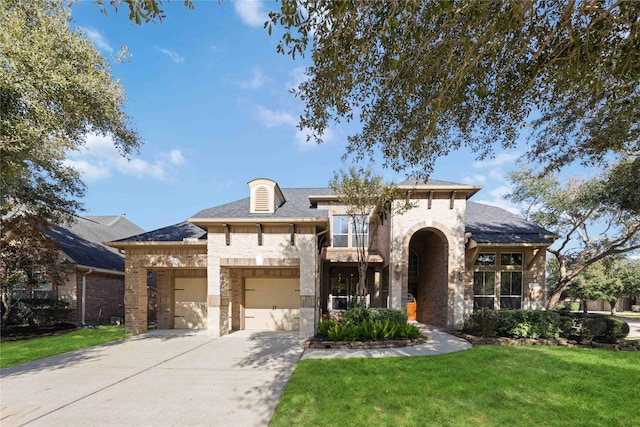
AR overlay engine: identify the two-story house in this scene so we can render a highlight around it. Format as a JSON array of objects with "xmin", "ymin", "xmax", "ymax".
[{"xmin": 108, "ymin": 178, "xmax": 556, "ymax": 337}]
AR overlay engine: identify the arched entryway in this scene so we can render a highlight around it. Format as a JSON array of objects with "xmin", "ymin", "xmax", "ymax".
[{"xmin": 408, "ymin": 228, "xmax": 449, "ymax": 326}]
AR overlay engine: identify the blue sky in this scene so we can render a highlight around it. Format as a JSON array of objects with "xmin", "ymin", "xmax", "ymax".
[{"xmin": 69, "ymin": 1, "xmax": 538, "ymax": 232}]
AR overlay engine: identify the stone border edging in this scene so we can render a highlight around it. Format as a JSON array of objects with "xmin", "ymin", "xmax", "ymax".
[{"xmin": 304, "ymin": 337, "xmax": 428, "ymax": 349}]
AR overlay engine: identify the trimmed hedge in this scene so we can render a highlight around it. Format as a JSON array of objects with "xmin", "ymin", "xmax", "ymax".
[
  {"xmin": 464, "ymin": 309, "xmax": 562, "ymax": 339},
  {"xmin": 557, "ymin": 312, "xmax": 630, "ymax": 343},
  {"xmin": 344, "ymin": 307, "xmax": 408, "ymax": 326},
  {"xmin": 6, "ymin": 299, "xmax": 70, "ymax": 327},
  {"xmin": 464, "ymin": 309, "xmax": 630, "ymax": 343}
]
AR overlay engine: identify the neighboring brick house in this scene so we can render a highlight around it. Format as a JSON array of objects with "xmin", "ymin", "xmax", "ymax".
[
  {"xmin": 108, "ymin": 178, "xmax": 557, "ymax": 337},
  {"xmin": 48, "ymin": 215, "xmax": 145, "ymax": 325}
]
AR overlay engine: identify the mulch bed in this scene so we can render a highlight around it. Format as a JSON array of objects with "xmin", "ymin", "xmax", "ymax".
[
  {"xmin": 448, "ymin": 330, "xmax": 640, "ymax": 351},
  {"xmin": 1, "ymin": 323, "xmax": 79, "ymax": 342}
]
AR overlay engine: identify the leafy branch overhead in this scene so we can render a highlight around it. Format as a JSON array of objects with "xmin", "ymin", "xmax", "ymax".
[{"xmin": 269, "ymin": 0, "xmax": 639, "ymax": 175}]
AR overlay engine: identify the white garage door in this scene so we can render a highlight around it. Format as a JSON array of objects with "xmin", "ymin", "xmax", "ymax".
[
  {"xmin": 245, "ymin": 278, "xmax": 300, "ymax": 331},
  {"xmin": 174, "ymin": 278, "xmax": 207, "ymax": 329}
]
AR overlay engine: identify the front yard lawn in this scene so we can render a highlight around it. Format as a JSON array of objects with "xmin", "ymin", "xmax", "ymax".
[
  {"xmin": 0, "ymin": 325, "xmax": 127, "ymax": 368},
  {"xmin": 271, "ymin": 345, "xmax": 639, "ymax": 427}
]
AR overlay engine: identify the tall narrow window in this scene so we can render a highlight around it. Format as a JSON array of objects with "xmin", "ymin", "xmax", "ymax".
[
  {"xmin": 473, "ymin": 271, "xmax": 495, "ymax": 310},
  {"xmin": 408, "ymin": 250, "xmax": 419, "ymax": 280},
  {"xmin": 352, "ymin": 215, "xmax": 369, "ymax": 248},
  {"xmin": 500, "ymin": 271, "xmax": 523, "ymax": 309},
  {"xmin": 332, "ymin": 215, "xmax": 349, "ymax": 247}
]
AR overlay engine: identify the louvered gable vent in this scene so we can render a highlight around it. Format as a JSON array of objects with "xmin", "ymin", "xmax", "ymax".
[
  {"xmin": 254, "ymin": 186, "xmax": 269, "ymax": 212},
  {"xmin": 248, "ymin": 178, "xmax": 285, "ymax": 214}
]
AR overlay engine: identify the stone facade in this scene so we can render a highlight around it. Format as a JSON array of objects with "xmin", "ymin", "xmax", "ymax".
[{"xmin": 110, "ymin": 178, "xmax": 554, "ymax": 338}]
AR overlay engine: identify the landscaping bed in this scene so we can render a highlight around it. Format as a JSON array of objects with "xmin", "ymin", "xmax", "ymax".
[
  {"xmin": 450, "ymin": 330, "xmax": 640, "ymax": 351},
  {"xmin": 304, "ymin": 336, "xmax": 428, "ymax": 349},
  {"xmin": 1, "ymin": 323, "xmax": 78, "ymax": 342}
]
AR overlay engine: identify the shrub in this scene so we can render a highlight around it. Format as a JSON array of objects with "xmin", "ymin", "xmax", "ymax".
[
  {"xmin": 494, "ymin": 310, "xmax": 562, "ymax": 339},
  {"xmin": 463, "ymin": 309, "xmax": 498, "ymax": 337},
  {"xmin": 464, "ymin": 309, "xmax": 561, "ymax": 339},
  {"xmin": 317, "ymin": 317, "xmax": 421, "ymax": 341},
  {"xmin": 344, "ymin": 307, "xmax": 408, "ymax": 325},
  {"xmin": 569, "ymin": 302, "xmax": 581, "ymax": 311},
  {"xmin": 7, "ymin": 299, "xmax": 69, "ymax": 326},
  {"xmin": 632, "ymin": 305, "xmax": 640, "ymax": 313},
  {"xmin": 557, "ymin": 312, "xmax": 630, "ymax": 343}
]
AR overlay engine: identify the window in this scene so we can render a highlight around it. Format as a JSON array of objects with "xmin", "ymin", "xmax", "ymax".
[
  {"xmin": 33, "ymin": 282, "xmax": 54, "ymax": 299},
  {"xmin": 500, "ymin": 271, "xmax": 523, "ymax": 309},
  {"xmin": 332, "ymin": 215, "xmax": 349, "ymax": 247},
  {"xmin": 254, "ymin": 186, "xmax": 269, "ymax": 212},
  {"xmin": 500, "ymin": 253, "xmax": 523, "ymax": 266},
  {"xmin": 352, "ymin": 215, "xmax": 369, "ymax": 248},
  {"xmin": 332, "ymin": 215, "xmax": 369, "ymax": 248},
  {"xmin": 473, "ymin": 271, "xmax": 495, "ymax": 310},
  {"xmin": 408, "ymin": 250, "xmax": 419, "ymax": 280},
  {"xmin": 475, "ymin": 253, "xmax": 496, "ymax": 266},
  {"xmin": 330, "ymin": 277, "xmax": 349, "ymax": 310}
]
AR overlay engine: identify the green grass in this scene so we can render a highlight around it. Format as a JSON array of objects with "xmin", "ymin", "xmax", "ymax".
[
  {"xmin": 0, "ymin": 325, "xmax": 127, "ymax": 368},
  {"xmin": 271, "ymin": 346, "xmax": 640, "ymax": 427}
]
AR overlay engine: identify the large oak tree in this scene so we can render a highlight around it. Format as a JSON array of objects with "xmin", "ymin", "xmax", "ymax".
[
  {"xmin": 508, "ymin": 163, "xmax": 640, "ymax": 310},
  {"xmin": 1, "ymin": 0, "xmax": 140, "ymax": 225}
]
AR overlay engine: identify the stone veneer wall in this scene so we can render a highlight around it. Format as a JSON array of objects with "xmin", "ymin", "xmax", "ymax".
[
  {"xmin": 206, "ymin": 224, "xmax": 320, "ymax": 338},
  {"xmin": 124, "ymin": 245, "xmax": 208, "ymax": 335}
]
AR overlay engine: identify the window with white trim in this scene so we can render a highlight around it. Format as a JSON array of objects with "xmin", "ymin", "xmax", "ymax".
[{"xmin": 332, "ymin": 215, "xmax": 369, "ymax": 248}]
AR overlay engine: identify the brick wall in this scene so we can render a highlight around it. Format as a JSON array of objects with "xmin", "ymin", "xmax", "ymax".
[{"xmin": 63, "ymin": 271, "xmax": 125, "ymax": 325}]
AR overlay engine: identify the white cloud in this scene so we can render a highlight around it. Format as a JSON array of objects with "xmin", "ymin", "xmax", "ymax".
[
  {"xmin": 287, "ymin": 66, "xmax": 309, "ymax": 91},
  {"xmin": 461, "ymin": 174, "xmax": 487, "ymax": 185},
  {"xmin": 295, "ymin": 126, "xmax": 336, "ymax": 151},
  {"xmin": 239, "ymin": 68, "xmax": 268, "ymax": 90},
  {"xmin": 78, "ymin": 27, "xmax": 113, "ymax": 53},
  {"xmin": 472, "ymin": 152, "xmax": 521, "ymax": 169},
  {"xmin": 234, "ymin": 1, "xmax": 268, "ymax": 27},
  {"xmin": 156, "ymin": 48, "xmax": 184, "ymax": 63},
  {"xmin": 65, "ymin": 134, "xmax": 186, "ymax": 182},
  {"xmin": 255, "ymin": 105, "xmax": 297, "ymax": 128}
]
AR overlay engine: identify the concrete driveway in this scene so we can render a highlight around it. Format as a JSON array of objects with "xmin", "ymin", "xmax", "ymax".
[{"xmin": 0, "ymin": 330, "xmax": 304, "ymax": 427}]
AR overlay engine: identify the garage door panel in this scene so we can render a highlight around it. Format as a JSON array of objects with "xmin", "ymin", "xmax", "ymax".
[
  {"xmin": 175, "ymin": 278, "xmax": 207, "ymax": 329},
  {"xmin": 245, "ymin": 278, "xmax": 300, "ymax": 331}
]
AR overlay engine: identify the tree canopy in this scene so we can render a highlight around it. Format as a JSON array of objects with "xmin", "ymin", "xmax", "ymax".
[
  {"xmin": 270, "ymin": 0, "xmax": 639, "ymax": 175},
  {"xmin": 508, "ymin": 162, "xmax": 640, "ymax": 309},
  {"xmin": 0, "ymin": 0, "xmax": 140, "ymax": 224}
]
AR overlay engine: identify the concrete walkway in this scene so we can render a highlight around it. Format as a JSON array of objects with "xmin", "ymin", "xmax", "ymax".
[
  {"xmin": 0, "ymin": 328, "xmax": 470, "ymax": 427},
  {"xmin": 301, "ymin": 330, "xmax": 472, "ymax": 359}
]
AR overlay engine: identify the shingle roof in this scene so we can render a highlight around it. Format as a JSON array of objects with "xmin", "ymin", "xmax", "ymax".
[
  {"xmin": 48, "ymin": 215, "xmax": 145, "ymax": 272},
  {"xmin": 112, "ymin": 188, "xmax": 555, "ymax": 246},
  {"xmin": 112, "ymin": 221, "xmax": 206, "ymax": 243},
  {"xmin": 190, "ymin": 188, "xmax": 330, "ymax": 220},
  {"xmin": 465, "ymin": 202, "xmax": 556, "ymax": 244}
]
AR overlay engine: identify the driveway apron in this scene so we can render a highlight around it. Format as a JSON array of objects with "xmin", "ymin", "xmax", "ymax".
[{"xmin": 0, "ymin": 330, "xmax": 304, "ymax": 427}]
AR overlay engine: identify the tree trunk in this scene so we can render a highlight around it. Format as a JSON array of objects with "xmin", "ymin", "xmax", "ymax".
[
  {"xmin": 581, "ymin": 299, "xmax": 588, "ymax": 314},
  {"xmin": 546, "ymin": 288, "xmax": 564, "ymax": 310},
  {"xmin": 609, "ymin": 299, "xmax": 617, "ymax": 315}
]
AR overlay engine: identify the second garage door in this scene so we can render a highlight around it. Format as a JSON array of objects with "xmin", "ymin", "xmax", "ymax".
[{"xmin": 245, "ymin": 278, "xmax": 300, "ymax": 331}]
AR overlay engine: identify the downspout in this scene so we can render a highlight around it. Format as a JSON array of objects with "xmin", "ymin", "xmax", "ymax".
[{"xmin": 82, "ymin": 269, "xmax": 93, "ymax": 325}]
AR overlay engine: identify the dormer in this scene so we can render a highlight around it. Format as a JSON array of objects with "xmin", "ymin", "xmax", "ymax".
[{"xmin": 248, "ymin": 178, "xmax": 286, "ymax": 214}]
